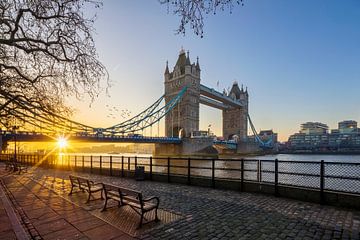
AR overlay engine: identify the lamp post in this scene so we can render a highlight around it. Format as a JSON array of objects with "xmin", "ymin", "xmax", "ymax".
[{"xmin": 12, "ymin": 125, "xmax": 19, "ymax": 163}]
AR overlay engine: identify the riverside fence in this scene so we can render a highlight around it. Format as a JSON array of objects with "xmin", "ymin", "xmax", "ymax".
[{"xmin": 1, "ymin": 153, "xmax": 360, "ymax": 208}]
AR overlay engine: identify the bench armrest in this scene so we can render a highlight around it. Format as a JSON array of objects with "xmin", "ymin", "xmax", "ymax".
[
  {"xmin": 91, "ymin": 182, "xmax": 103, "ymax": 187},
  {"xmin": 143, "ymin": 196, "xmax": 159, "ymax": 205}
]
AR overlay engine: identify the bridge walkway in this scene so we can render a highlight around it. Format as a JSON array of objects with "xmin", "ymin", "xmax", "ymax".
[{"xmin": 0, "ymin": 164, "xmax": 360, "ymax": 239}]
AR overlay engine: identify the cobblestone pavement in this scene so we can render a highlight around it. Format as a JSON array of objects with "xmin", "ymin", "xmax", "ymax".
[{"xmin": 3, "ymin": 166, "xmax": 360, "ymax": 240}]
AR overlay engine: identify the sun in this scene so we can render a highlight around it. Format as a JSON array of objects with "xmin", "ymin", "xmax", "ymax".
[{"xmin": 57, "ymin": 137, "xmax": 68, "ymax": 148}]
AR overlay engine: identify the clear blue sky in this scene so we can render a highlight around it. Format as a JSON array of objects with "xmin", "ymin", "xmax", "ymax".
[{"xmin": 70, "ymin": 0, "xmax": 360, "ymax": 141}]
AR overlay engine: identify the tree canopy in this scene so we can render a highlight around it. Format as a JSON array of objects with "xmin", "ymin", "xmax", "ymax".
[
  {"xmin": 160, "ymin": 0, "xmax": 244, "ymax": 37},
  {"xmin": 0, "ymin": 0, "xmax": 107, "ymax": 129}
]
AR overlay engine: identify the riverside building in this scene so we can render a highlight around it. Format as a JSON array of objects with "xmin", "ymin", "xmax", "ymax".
[{"xmin": 287, "ymin": 121, "xmax": 360, "ymax": 152}]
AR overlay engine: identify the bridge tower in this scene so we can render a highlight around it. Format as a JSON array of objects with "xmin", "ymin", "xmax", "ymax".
[
  {"xmin": 164, "ymin": 49, "xmax": 201, "ymax": 137},
  {"xmin": 223, "ymin": 82, "xmax": 249, "ymax": 141}
]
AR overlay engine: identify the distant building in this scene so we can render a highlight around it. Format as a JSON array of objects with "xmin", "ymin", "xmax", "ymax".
[
  {"xmin": 287, "ymin": 120, "xmax": 360, "ymax": 152},
  {"xmin": 338, "ymin": 120, "xmax": 357, "ymax": 134},
  {"xmin": 259, "ymin": 130, "xmax": 278, "ymax": 143},
  {"xmin": 247, "ymin": 130, "xmax": 278, "ymax": 148},
  {"xmin": 299, "ymin": 122, "xmax": 328, "ymax": 135}
]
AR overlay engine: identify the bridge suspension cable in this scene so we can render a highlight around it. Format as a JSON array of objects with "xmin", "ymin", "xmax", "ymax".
[
  {"xmin": 247, "ymin": 114, "xmax": 273, "ymax": 148},
  {"xmin": 1, "ymin": 86, "xmax": 187, "ymax": 137},
  {"xmin": 104, "ymin": 86, "xmax": 187, "ymax": 134}
]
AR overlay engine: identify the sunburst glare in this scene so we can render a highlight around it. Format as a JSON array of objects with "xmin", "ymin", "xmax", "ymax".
[{"xmin": 57, "ymin": 137, "xmax": 68, "ymax": 149}]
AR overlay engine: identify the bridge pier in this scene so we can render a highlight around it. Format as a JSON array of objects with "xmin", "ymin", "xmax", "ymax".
[
  {"xmin": 236, "ymin": 141, "xmax": 263, "ymax": 154},
  {"xmin": 153, "ymin": 138, "xmax": 217, "ymax": 157}
]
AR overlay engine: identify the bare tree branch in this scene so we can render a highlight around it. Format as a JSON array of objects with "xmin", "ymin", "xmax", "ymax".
[
  {"xmin": 0, "ymin": 0, "xmax": 108, "ymax": 130},
  {"xmin": 159, "ymin": 0, "xmax": 244, "ymax": 37}
]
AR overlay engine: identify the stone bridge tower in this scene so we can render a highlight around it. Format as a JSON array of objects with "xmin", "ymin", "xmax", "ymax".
[
  {"xmin": 223, "ymin": 82, "xmax": 249, "ymax": 141},
  {"xmin": 164, "ymin": 49, "xmax": 200, "ymax": 137}
]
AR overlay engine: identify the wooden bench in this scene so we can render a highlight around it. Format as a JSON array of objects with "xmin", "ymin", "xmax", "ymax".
[
  {"xmin": 5, "ymin": 161, "xmax": 28, "ymax": 174},
  {"xmin": 101, "ymin": 183, "xmax": 160, "ymax": 228},
  {"xmin": 68, "ymin": 175, "xmax": 103, "ymax": 203},
  {"xmin": 15, "ymin": 162, "xmax": 28, "ymax": 174},
  {"xmin": 5, "ymin": 161, "xmax": 14, "ymax": 171}
]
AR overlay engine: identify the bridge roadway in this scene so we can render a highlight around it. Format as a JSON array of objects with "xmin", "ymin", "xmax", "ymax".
[
  {"xmin": 1, "ymin": 131, "xmax": 238, "ymax": 148},
  {"xmin": 1, "ymin": 131, "xmax": 182, "ymax": 144},
  {"xmin": 199, "ymin": 84, "xmax": 244, "ymax": 110}
]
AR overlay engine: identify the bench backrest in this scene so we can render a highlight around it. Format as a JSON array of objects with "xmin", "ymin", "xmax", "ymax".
[
  {"xmin": 69, "ymin": 175, "xmax": 91, "ymax": 188},
  {"xmin": 103, "ymin": 184, "xmax": 144, "ymax": 206},
  {"xmin": 69, "ymin": 175, "xmax": 78, "ymax": 183},
  {"xmin": 76, "ymin": 176, "xmax": 90, "ymax": 184}
]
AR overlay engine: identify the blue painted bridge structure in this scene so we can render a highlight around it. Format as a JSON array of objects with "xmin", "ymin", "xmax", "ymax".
[{"xmin": 0, "ymin": 131, "xmax": 182, "ymax": 144}]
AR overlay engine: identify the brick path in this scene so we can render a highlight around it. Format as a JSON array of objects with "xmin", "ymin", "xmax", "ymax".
[
  {"xmin": 0, "ymin": 166, "xmax": 135, "ymax": 240},
  {"xmin": 0, "ymin": 186, "xmax": 18, "ymax": 239},
  {"xmin": 1, "ymin": 165, "xmax": 360, "ymax": 239}
]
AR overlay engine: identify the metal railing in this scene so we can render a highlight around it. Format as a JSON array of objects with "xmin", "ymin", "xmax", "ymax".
[{"xmin": 1, "ymin": 153, "xmax": 359, "ymax": 201}]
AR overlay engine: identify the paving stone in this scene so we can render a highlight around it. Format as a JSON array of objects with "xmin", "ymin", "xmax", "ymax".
[{"xmin": 83, "ymin": 224, "xmax": 124, "ymax": 240}]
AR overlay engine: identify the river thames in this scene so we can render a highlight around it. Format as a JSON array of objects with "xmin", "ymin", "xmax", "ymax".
[{"xmin": 246, "ymin": 153, "xmax": 360, "ymax": 163}]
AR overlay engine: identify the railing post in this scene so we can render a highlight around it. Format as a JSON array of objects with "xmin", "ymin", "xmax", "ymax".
[
  {"xmin": 110, "ymin": 156, "xmax": 113, "ymax": 176},
  {"xmin": 128, "ymin": 157, "xmax": 130, "ymax": 171},
  {"xmin": 187, "ymin": 157, "xmax": 191, "ymax": 185},
  {"xmin": 68, "ymin": 155, "xmax": 70, "ymax": 169},
  {"xmin": 100, "ymin": 155, "xmax": 102, "ymax": 175},
  {"xmin": 150, "ymin": 156, "xmax": 153, "ymax": 181},
  {"xmin": 81, "ymin": 155, "xmax": 85, "ymax": 171},
  {"xmin": 240, "ymin": 158, "xmax": 244, "ymax": 192},
  {"xmin": 121, "ymin": 156, "xmax": 124, "ymax": 177},
  {"xmin": 135, "ymin": 156, "xmax": 137, "ymax": 169},
  {"xmin": 320, "ymin": 160, "xmax": 325, "ymax": 204},
  {"xmin": 212, "ymin": 158, "xmax": 215, "ymax": 188},
  {"xmin": 167, "ymin": 157, "xmax": 170, "ymax": 183},
  {"xmin": 74, "ymin": 156, "xmax": 77, "ymax": 169},
  {"xmin": 90, "ymin": 155, "xmax": 93, "ymax": 174},
  {"xmin": 257, "ymin": 160, "xmax": 262, "ymax": 182},
  {"xmin": 274, "ymin": 158, "xmax": 279, "ymax": 197}
]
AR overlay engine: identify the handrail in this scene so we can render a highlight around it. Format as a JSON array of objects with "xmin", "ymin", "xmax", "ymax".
[{"xmin": 1, "ymin": 153, "xmax": 359, "ymax": 196}]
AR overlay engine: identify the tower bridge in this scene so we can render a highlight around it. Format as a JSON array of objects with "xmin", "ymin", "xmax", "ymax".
[
  {"xmin": 0, "ymin": 50, "xmax": 273, "ymax": 155},
  {"xmin": 164, "ymin": 49, "xmax": 248, "ymax": 142}
]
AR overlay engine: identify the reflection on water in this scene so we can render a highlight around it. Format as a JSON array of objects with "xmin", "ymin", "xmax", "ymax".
[{"xmin": 246, "ymin": 154, "xmax": 360, "ymax": 163}]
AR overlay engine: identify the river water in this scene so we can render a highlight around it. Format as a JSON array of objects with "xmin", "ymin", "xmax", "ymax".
[
  {"xmin": 246, "ymin": 154, "xmax": 360, "ymax": 163},
  {"xmin": 64, "ymin": 153, "xmax": 360, "ymax": 162}
]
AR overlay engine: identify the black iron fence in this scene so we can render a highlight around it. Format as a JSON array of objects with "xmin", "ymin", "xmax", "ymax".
[{"xmin": 1, "ymin": 153, "xmax": 360, "ymax": 201}]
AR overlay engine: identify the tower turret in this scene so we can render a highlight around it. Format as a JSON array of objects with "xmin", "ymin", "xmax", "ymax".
[
  {"xmin": 164, "ymin": 61, "xmax": 170, "ymax": 81},
  {"xmin": 223, "ymin": 81, "xmax": 249, "ymax": 141},
  {"xmin": 164, "ymin": 49, "xmax": 201, "ymax": 137}
]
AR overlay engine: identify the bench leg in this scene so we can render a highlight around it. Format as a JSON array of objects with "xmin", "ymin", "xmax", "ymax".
[
  {"xmin": 101, "ymin": 198, "xmax": 108, "ymax": 212},
  {"xmin": 68, "ymin": 185, "xmax": 74, "ymax": 195},
  {"xmin": 138, "ymin": 212, "xmax": 144, "ymax": 229},
  {"xmin": 155, "ymin": 208, "xmax": 159, "ymax": 222},
  {"xmin": 86, "ymin": 192, "xmax": 91, "ymax": 203}
]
